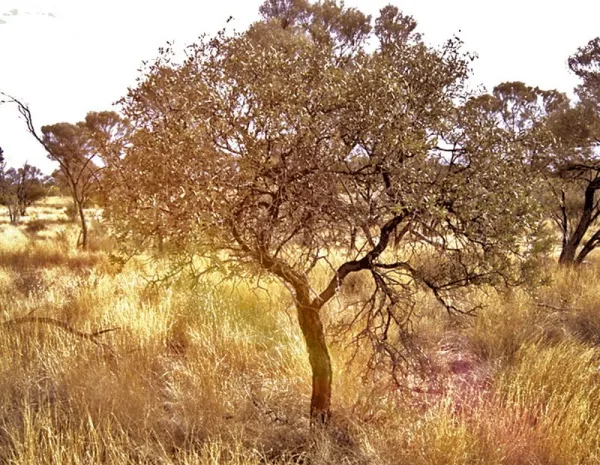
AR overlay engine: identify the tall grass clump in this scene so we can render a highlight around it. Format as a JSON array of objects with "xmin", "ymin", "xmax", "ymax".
[{"xmin": 1, "ymin": 199, "xmax": 600, "ymax": 463}]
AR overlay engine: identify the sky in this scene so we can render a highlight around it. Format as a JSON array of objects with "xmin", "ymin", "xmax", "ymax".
[{"xmin": 0, "ymin": 0, "xmax": 599, "ymax": 174}]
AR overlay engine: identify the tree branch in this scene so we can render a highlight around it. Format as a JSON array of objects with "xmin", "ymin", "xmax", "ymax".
[
  {"xmin": 312, "ymin": 213, "xmax": 408, "ymax": 309},
  {"xmin": 2, "ymin": 316, "xmax": 119, "ymax": 346}
]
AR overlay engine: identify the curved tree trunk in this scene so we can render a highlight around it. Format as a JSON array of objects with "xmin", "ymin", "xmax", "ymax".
[
  {"xmin": 575, "ymin": 228, "xmax": 600, "ymax": 264},
  {"xmin": 559, "ymin": 180, "xmax": 599, "ymax": 266},
  {"xmin": 296, "ymin": 302, "xmax": 332, "ymax": 425}
]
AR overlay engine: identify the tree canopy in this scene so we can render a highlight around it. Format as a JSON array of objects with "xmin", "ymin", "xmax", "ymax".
[
  {"xmin": 40, "ymin": 111, "xmax": 127, "ymax": 248},
  {"xmin": 0, "ymin": 160, "xmax": 47, "ymax": 223},
  {"xmin": 105, "ymin": 0, "xmax": 545, "ymax": 423}
]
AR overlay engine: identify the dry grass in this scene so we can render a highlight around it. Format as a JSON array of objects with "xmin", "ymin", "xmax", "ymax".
[{"xmin": 0, "ymin": 198, "xmax": 599, "ymax": 463}]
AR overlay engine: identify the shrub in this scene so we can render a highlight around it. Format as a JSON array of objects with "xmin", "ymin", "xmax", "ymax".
[{"xmin": 25, "ymin": 219, "xmax": 47, "ymax": 234}]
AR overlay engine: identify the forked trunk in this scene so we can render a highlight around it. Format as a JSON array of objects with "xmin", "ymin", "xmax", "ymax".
[
  {"xmin": 296, "ymin": 302, "xmax": 332, "ymax": 425},
  {"xmin": 575, "ymin": 229, "xmax": 600, "ymax": 265},
  {"xmin": 559, "ymin": 181, "xmax": 599, "ymax": 266}
]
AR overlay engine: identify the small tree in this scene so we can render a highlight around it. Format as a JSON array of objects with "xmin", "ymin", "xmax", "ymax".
[
  {"xmin": 0, "ymin": 158, "xmax": 47, "ymax": 223},
  {"xmin": 0, "ymin": 93, "xmax": 127, "ymax": 248},
  {"xmin": 14, "ymin": 163, "xmax": 47, "ymax": 216},
  {"xmin": 0, "ymin": 148, "xmax": 17, "ymax": 223},
  {"xmin": 41, "ymin": 112, "xmax": 127, "ymax": 248},
  {"xmin": 41, "ymin": 121, "xmax": 102, "ymax": 247},
  {"xmin": 0, "ymin": 166, "xmax": 21, "ymax": 225},
  {"xmin": 107, "ymin": 1, "xmax": 544, "ymax": 424}
]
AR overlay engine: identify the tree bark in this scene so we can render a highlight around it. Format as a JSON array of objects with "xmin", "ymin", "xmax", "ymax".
[
  {"xmin": 76, "ymin": 200, "xmax": 88, "ymax": 249},
  {"xmin": 575, "ymin": 228, "xmax": 600, "ymax": 264},
  {"xmin": 296, "ymin": 301, "xmax": 332, "ymax": 425},
  {"xmin": 559, "ymin": 241, "xmax": 578, "ymax": 265},
  {"xmin": 559, "ymin": 181, "xmax": 599, "ymax": 266},
  {"xmin": 228, "ymin": 226, "xmax": 334, "ymax": 425}
]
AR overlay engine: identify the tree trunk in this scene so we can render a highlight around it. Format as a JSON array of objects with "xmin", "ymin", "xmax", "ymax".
[
  {"xmin": 76, "ymin": 200, "xmax": 88, "ymax": 249},
  {"xmin": 296, "ymin": 302, "xmax": 332, "ymax": 425},
  {"xmin": 575, "ymin": 229, "xmax": 600, "ymax": 264},
  {"xmin": 7, "ymin": 204, "xmax": 19, "ymax": 225},
  {"xmin": 559, "ymin": 182, "xmax": 598, "ymax": 266},
  {"xmin": 559, "ymin": 241, "xmax": 578, "ymax": 265}
]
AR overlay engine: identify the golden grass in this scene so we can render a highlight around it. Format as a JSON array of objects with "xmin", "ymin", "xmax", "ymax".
[{"xmin": 0, "ymin": 199, "xmax": 599, "ymax": 463}]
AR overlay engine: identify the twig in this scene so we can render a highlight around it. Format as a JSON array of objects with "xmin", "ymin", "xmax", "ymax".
[{"xmin": 245, "ymin": 388, "xmax": 289, "ymax": 424}]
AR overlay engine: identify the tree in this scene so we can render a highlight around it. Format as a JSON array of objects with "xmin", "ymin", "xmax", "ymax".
[
  {"xmin": 0, "ymin": 163, "xmax": 21, "ymax": 225},
  {"xmin": 550, "ymin": 37, "xmax": 600, "ymax": 265},
  {"xmin": 466, "ymin": 76, "xmax": 600, "ymax": 266},
  {"xmin": 0, "ymin": 158, "xmax": 47, "ymax": 223},
  {"xmin": 106, "ymin": 1, "xmax": 543, "ymax": 424},
  {"xmin": 14, "ymin": 163, "xmax": 47, "ymax": 216},
  {"xmin": 0, "ymin": 92, "xmax": 127, "ymax": 248},
  {"xmin": 41, "ymin": 112, "xmax": 128, "ymax": 248},
  {"xmin": 0, "ymin": 147, "xmax": 18, "ymax": 223},
  {"xmin": 457, "ymin": 82, "xmax": 569, "ymax": 250},
  {"xmin": 41, "ymin": 121, "xmax": 100, "ymax": 247},
  {"xmin": 549, "ymin": 105, "xmax": 600, "ymax": 265}
]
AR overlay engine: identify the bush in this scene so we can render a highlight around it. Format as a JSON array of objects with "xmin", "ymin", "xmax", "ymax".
[
  {"xmin": 64, "ymin": 204, "xmax": 78, "ymax": 223},
  {"xmin": 25, "ymin": 219, "xmax": 47, "ymax": 234}
]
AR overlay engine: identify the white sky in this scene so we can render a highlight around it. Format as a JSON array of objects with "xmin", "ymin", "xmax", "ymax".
[{"xmin": 0, "ymin": 0, "xmax": 599, "ymax": 173}]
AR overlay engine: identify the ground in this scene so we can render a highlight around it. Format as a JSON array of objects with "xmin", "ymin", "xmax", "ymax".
[{"xmin": 0, "ymin": 197, "xmax": 599, "ymax": 464}]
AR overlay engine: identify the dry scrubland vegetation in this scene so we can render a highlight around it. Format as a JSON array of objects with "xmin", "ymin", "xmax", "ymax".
[
  {"xmin": 0, "ymin": 199, "xmax": 599, "ymax": 464},
  {"xmin": 2, "ymin": 2, "xmax": 600, "ymax": 463}
]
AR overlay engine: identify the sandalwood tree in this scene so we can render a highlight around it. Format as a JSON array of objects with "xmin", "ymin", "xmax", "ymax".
[{"xmin": 106, "ymin": 0, "xmax": 543, "ymax": 424}]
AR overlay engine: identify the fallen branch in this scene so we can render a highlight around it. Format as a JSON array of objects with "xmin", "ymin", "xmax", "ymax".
[
  {"xmin": 2, "ymin": 316, "xmax": 119, "ymax": 347},
  {"xmin": 535, "ymin": 302, "xmax": 583, "ymax": 312}
]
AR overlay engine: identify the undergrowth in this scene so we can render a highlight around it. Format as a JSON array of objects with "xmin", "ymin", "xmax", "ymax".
[{"xmin": 0, "ymin": 198, "xmax": 599, "ymax": 464}]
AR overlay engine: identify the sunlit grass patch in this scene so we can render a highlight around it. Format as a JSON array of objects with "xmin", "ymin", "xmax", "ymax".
[
  {"xmin": 1, "ymin": 197, "xmax": 600, "ymax": 463},
  {"xmin": 491, "ymin": 341, "xmax": 600, "ymax": 464}
]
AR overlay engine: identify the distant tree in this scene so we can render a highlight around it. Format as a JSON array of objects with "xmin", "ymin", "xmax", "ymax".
[
  {"xmin": 469, "ymin": 76, "xmax": 600, "ymax": 266},
  {"xmin": 41, "ymin": 120, "xmax": 102, "ymax": 247},
  {"xmin": 14, "ymin": 163, "xmax": 47, "ymax": 215},
  {"xmin": 49, "ymin": 169, "xmax": 69, "ymax": 195},
  {"xmin": 0, "ymin": 147, "xmax": 18, "ymax": 223},
  {"xmin": 0, "ymin": 161, "xmax": 47, "ymax": 222},
  {"xmin": 106, "ymin": 1, "xmax": 544, "ymax": 424},
  {"xmin": 0, "ymin": 92, "xmax": 127, "ymax": 248},
  {"xmin": 0, "ymin": 162, "xmax": 21, "ymax": 224},
  {"xmin": 551, "ymin": 37, "xmax": 600, "ymax": 265}
]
